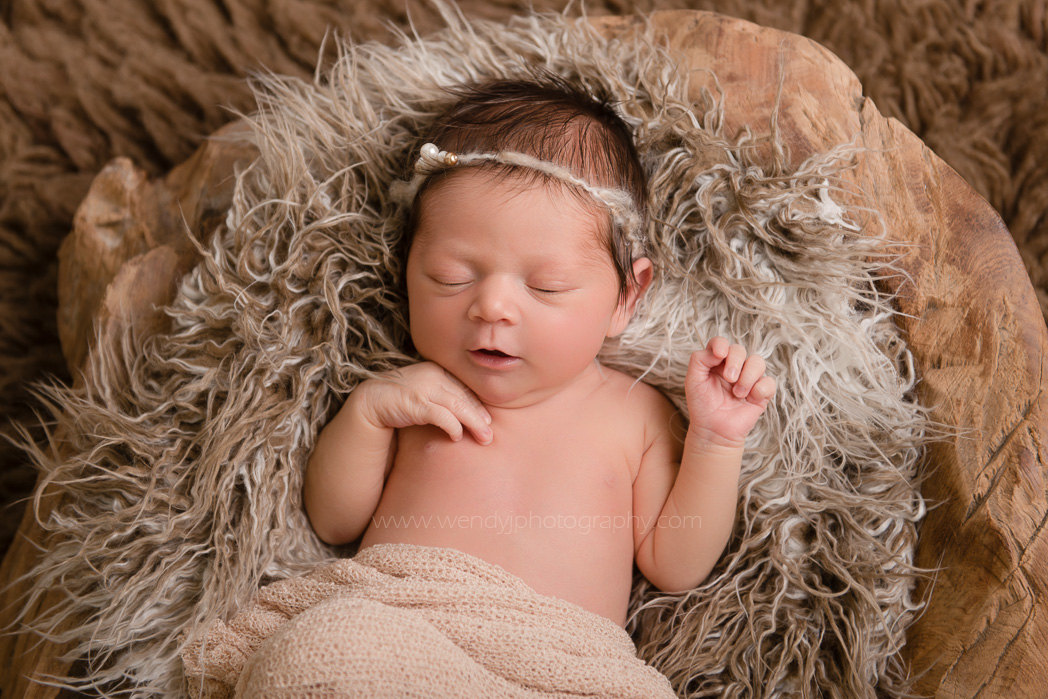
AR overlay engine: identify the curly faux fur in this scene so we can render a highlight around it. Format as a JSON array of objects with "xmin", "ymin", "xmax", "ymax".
[{"xmin": 15, "ymin": 6, "xmax": 929, "ymax": 697}]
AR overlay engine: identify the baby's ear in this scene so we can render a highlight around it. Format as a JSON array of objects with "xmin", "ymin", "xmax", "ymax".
[{"xmin": 608, "ymin": 257, "xmax": 653, "ymax": 337}]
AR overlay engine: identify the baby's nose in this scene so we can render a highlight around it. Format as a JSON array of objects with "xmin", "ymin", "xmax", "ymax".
[{"xmin": 467, "ymin": 277, "xmax": 520, "ymax": 324}]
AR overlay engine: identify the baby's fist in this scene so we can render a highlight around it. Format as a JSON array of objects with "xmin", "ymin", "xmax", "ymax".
[{"xmin": 685, "ymin": 337, "xmax": 776, "ymax": 448}]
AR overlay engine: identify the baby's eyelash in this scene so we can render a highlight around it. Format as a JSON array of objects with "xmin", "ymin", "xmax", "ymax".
[{"xmin": 430, "ymin": 277, "xmax": 470, "ymax": 287}]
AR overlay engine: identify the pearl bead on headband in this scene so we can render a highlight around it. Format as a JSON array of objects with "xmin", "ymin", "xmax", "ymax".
[
  {"xmin": 417, "ymin": 142, "xmax": 458, "ymax": 170},
  {"xmin": 391, "ymin": 142, "xmax": 646, "ymax": 255}
]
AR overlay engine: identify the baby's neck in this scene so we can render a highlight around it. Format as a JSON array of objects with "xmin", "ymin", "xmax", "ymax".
[{"xmin": 479, "ymin": 359, "xmax": 610, "ymax": 413}]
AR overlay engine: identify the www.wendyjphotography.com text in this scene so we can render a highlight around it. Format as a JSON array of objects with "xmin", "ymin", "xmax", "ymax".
[{"xmin": 370, "ymin": 512, "xmax": 702, "ymax": 535}]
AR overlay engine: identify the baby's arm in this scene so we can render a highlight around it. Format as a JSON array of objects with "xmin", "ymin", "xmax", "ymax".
[
  {"xmin": 633, "ymin": 337, "xmax": 775, "ymax": 592},
  {"xmin": 304, "ymin": 362, "xmax": 492, "ymax": 544}
]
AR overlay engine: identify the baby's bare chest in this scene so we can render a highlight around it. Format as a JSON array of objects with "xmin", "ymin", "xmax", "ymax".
[{"xmin": 385, "ymin": 413, "xmax": 639, "ymax": 519}]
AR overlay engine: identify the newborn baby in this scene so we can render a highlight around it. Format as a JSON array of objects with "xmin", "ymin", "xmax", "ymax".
[{"xmin": 303, "ymin": 77, "xmax": 775, "ymax": 627}]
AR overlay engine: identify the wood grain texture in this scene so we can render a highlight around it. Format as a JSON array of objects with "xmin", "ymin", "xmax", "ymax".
[
  {"xmin": 859, "ymin": 110, "xmax": 1048, "ymax": 696},
  {"xmin": 0, "ymin": 124, "xmax": 257, "ymax": 698},
  {"xmin": 2, "ymin": 10, "xmax": 1044, "ymax": 697},
  {"xmin": 57, "ymin": 122, "xmax": 258, "ymax": 375}
]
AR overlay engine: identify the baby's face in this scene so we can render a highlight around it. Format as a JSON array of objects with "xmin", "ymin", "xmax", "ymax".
[{"xmin": 406, "ymin": 169, "xmax": 635, "ymax": 408}]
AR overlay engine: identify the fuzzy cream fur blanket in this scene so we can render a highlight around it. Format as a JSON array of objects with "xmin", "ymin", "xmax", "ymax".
[
  {"xmin": 181, "ymin": 544, "xmax": 676, "ymax": 697},
  {"xmin": 16, "ymin": 6, "xmax": 929, "ymax": 697}
]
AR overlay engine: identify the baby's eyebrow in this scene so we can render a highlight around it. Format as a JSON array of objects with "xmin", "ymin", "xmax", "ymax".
[{"xmin": 409, "ymin": 232, "xmax": 471, "ymax": 258}]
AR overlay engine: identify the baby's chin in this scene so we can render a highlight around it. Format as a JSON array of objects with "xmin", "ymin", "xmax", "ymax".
[
  {"xmin": 416, "ymin": 357, "xmax": 532, "ymax": 409},
  {"xmin": 455, "ymin": 376, "xmax": 553, "ymax": 411},
  {"xmin": 437, "ymin": 357, "xmax": 606, "ymax": 411},
  {"xmin": 467, "ymin": 385, "xmax": 540, "ymax": 411}
]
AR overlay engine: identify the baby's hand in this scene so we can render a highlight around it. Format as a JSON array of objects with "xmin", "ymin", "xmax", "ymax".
[
  {"xmin": 686, "ymin": 337, "xmax": 776, "ymax": 449},
  {"xmin": 355, "ymin": 362, "xmax": 493, "ymax": 444}
]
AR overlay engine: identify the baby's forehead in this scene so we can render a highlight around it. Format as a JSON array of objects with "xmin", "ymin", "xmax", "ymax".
[
  {"xmin": 416, "ymin": 168, "xmax": 612, "ymax": 238},
  {"xmin": 409, "ymin": 175, "xmax": 616, "ymax": 278}
]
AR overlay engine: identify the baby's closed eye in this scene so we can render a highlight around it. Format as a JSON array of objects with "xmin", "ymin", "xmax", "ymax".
[
  {"xmin": 424, "ymin": 269, "xmax": 474, "ymax": 289},
  {"xmin": 527, "ymin": 279, "xmax": 575, "ymax": 294}
]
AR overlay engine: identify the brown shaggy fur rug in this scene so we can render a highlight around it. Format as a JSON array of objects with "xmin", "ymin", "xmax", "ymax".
[{"xmin": 1, "ymin": 0, "xmax": 1046, "ymax": 570}]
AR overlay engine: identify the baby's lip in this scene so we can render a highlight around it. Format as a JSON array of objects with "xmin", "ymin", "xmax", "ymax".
[
  {"xmin": 467, "ymin": 346, "xmax": 522, "ymax": 369},
  {"xmin": 469, "ymin": 346, "xmax": 518, "ymax": 359}
]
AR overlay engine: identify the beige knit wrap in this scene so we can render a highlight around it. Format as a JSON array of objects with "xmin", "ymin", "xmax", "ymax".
[{"xmin": 181, "ymin": 544, "xmax": 675, "ymax": 697}]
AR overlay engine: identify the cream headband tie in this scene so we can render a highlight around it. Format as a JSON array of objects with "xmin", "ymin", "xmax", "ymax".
[{"xmin": 392, "ymin": 142, "xmax": 646, "ymax": 254}]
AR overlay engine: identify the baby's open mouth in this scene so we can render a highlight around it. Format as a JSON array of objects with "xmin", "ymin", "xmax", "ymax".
[{"xmin": 469, "ymin": 348, "xmax": 519, "ymax": 365}]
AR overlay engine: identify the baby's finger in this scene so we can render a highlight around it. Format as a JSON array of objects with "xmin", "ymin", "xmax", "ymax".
[
  {"xmin": 421, "ymin": 403, "xmax": 465, "ymax": 442},
  {"xmin": 748, "ymin": 375, "xmax": 777, "ymax": 405},
  {"xmin": 438, "ymin": 369, "xmax": 492, "ymax": 425},
  {"xmin": 721, "ymin": 343, "xmax": 747, "ymax": 382},
  {"xmin": 707, "ymin": 336, "xmax": 729, "ymax": 358},
  {"xmin": 433, "ymin": 387, "xmax": 493, "ymax": 445},
  {"xmin": 690, "ymin": 337, "xmax": 730, "ymax": 372},
  {"xmin": 733, "ymin": 354, "xmax": 766, "ymax": 397}
]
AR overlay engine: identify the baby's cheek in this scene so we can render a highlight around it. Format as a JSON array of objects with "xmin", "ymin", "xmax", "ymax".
[
  {"xmin": 409, "ymin": 302, "xmax": 453, "ymax": 354},
  {"xmin": 548, "ymin": 314, "xmax": 610, "ymax": 361}
]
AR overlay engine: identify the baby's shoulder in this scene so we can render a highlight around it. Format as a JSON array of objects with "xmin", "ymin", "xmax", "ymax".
[
  {"xmin": 593, "ymin": 368, "xmax": 683, "ymax": 477},
  {"xmin": 597, "ymin": 367, "xmax": 681, "ymax": 435}
]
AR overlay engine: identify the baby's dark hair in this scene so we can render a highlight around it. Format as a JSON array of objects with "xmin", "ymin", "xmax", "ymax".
[{"xmin": 405, "ymin": 75, "xmax": 648, "ymax": 299}]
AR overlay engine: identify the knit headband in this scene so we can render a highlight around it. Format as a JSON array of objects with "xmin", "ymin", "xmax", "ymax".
[{"xmin": 391, "ymin": 142, "xmax": 646, "ymax": 255}]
